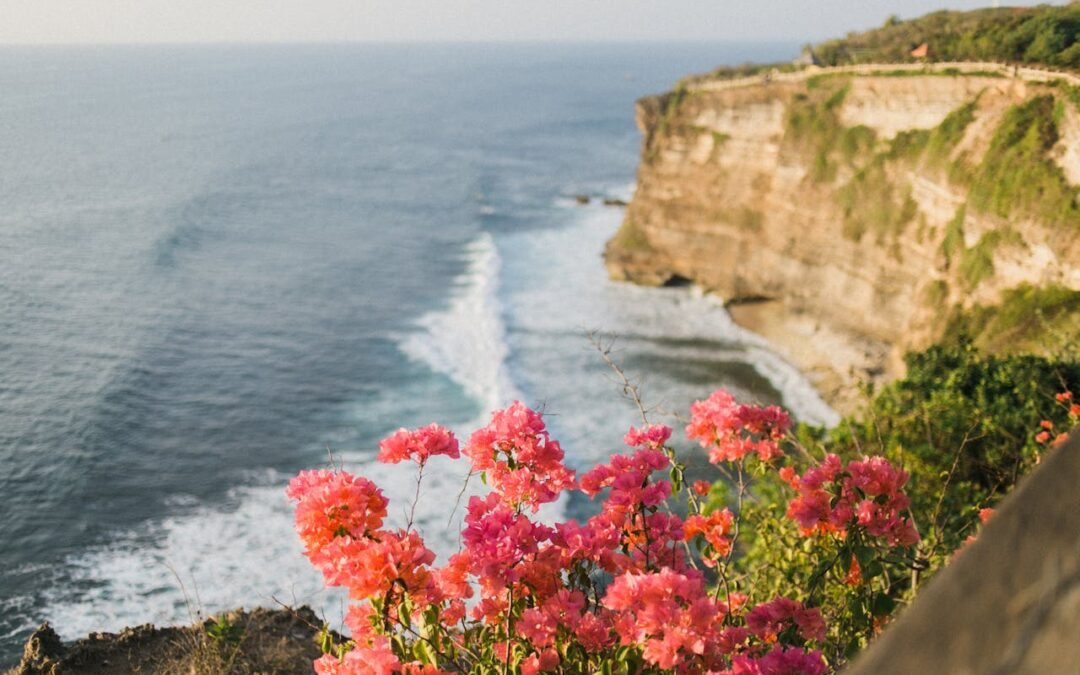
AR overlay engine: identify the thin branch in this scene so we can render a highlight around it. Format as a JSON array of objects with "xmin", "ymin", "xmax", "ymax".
[{"xmin": 589, "ymin": 331, "xmax": 650, "ymax": 425}]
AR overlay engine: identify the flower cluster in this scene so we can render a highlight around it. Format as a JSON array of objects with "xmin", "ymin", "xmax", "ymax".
[
  {"xmin": 463, "ymin": 401, "xmax": 576, "ymax": 511},
  {"xmin": 686, "ymin": 390, "xmax": 791, "ymax": 463},
  {"xmin": 684, "ymin": 508, "xmax": 735, "ymax": 565},
  {"xmin": 378, "ymin": 423, "xmax": 460, "ymax": 465},
  {"xmin": 1035, "ymin": 390, "xmax": 1078, "ymax": 448},
  {"xmin": 786, "ymin": 454, "xmax": 919, "ymax": 547},
  {"xmin": 290, "ymin": 392, "xmax": 925, "ymax": 674}
]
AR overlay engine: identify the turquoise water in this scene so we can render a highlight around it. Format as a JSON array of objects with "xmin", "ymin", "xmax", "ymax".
[{"xmin": 0, "ymin": 42, "xmax": 832, "ymax": 663}]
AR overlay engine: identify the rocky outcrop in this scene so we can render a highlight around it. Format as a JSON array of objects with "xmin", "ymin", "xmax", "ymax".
[
  {"xmin": 5, "ymin": 607, "xmax": 326, "ymax": 675},
  {"xmin": 606, "ymin": 66, "xmax": 1080, "ymax": 411}
]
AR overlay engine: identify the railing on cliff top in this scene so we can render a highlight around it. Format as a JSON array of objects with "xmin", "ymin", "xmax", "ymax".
[{"xmin": 687, "ymin": 61, "xmax": 1080, "ymax": 93}]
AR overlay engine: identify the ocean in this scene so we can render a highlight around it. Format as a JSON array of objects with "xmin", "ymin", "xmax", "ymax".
[{"xmin": 0, "ymin": 42, "xmax": 832, "ymax": 664}]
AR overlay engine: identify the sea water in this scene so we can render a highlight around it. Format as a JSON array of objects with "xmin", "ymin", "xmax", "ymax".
[{"xmin": 0, "ymin": 42, "xmax": 832, "ymax": 663}]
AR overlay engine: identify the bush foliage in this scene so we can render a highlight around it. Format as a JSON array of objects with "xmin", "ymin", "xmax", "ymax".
[{"xmin": 292, "ymin": 342, "xmax": 1078, "ymax": 674}]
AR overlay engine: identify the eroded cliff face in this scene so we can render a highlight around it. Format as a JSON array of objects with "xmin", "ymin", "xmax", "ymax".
[{"xmin": 606, "ymin": 71, "xmax": 1080, "ymax": 411}]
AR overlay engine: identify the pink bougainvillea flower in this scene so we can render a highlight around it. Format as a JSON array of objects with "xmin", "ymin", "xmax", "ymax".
[
  {"xmin": 460, "ymin": 492, "xmax": 554, "ymax": 590},
  {"xmin": 684, "ymin": 508, "xmax": 735, "ymax": 561},
  {"xmin": 746, "ymin": 597, "xmax": 826, "ymax": 643},
  {"xmin": 725, "ymin": 645, "xmax": 828, "ymax": 675},
  {"xmin": 785, "ymin": 454, "xmax": 918, "ymax": 547},
  {"xmin": 287, "ymin": 470, "xmax": 388, "ymax": 556},
  {"xmin": 377, "ymin": 423, "xmax": 459, "ymax": 465},
  {"xmin": 463, "ymin": 401, "xmax": 576, "ymax": 510},
  {"xmin": 520, "ymin": 649, "xmax": 560, "ymax": 675},
  {"xmin": 315, "ymin": 528, "xmax": 436, "ymax": 605},
  {"xmin": 686, "ymin": 390, "xmax": 790, "ymax": 463},
  {"xmin": 603, "ymin": 568, "xmax": 728, "ymax": 670},
  {"xmin": 314, "ymin": 635, "xmax": 400, "ymax": 675},
  {"xmin": 624, "ymin": 423, "xmax": 673, "ymax": 450}
]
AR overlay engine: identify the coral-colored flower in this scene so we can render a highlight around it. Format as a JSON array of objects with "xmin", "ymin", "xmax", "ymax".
[
  {"xmin": 433, "ymin": 551, "xmax": 473, "ymax": 601},
  {"xmin": 624, "ymin": 423, "xmax": 673, "ymax": 450},
  {"xmin": 287, "ymin": 470, "xmax": 388, "ymax": 556},
  {"xmin": 845, "ymin": 558, "xmax": 862, "ymax": 586},
  {"xmin": 604, "ymin": 568, "xmax": 727, "ymax": 670},
  {"xmin": 314, "ymin": 636, "xmax": 400, "ymax": 674},
  {"xmin": 687, "ymin": 390, "xmax": 790, "ymax": 463},
  {"xmin": 580, "ymin": 449, "xmax": 685, "ymax": 572},
  {"xmin": 463, "ymin": 402, "xmax": 576, "ymax": 510},
  {"xmin": 785, "ymin": 454, "xmax": 918, "ymax": 547},
  {"xmin": 316, "ymin": 528, "xmax": 436, "ymax": 604},
  {"xmin": 377, "ymin": 424, "xmax": 459, "ymax": 465},
  {"xmin": 693, "ymin": 480, "xmax": 712, "ymax": 496},
  {"xmin": 520, "ymin": 649, "xmax": 560, "ymax": 675},
  {"xmin": 684, "ymin": 509, "xmax": 735, "ymax": 562}
]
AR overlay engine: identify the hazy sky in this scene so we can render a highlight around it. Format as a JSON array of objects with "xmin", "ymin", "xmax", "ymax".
[{"xmin": 0, "ymin": 1, "xmax": 1067, "ymax": 45}]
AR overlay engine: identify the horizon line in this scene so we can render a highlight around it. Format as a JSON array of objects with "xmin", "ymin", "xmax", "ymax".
[{"xmin": 0, "ymin": 37, "xmax": 809, "ymax": 49}]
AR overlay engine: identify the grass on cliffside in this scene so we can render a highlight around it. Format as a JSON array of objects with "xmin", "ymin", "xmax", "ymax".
[
  {"xmin": 965, "ymin": 95, "xmax": 1080, "ymax": 227},
  {"xmin": 947, "ymin": 283, "xmax": 1080, "ymax": 356}
]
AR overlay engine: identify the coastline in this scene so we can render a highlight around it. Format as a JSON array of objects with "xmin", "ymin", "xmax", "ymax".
[{"xmin": 726, "ymin": 299, "xmax": 893, "ymax": 416}]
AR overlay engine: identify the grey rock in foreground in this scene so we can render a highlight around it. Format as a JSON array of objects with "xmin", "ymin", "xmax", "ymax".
[{"xmin": 846, "ymin": 433, "xmax": 1080, "ymax": 675}]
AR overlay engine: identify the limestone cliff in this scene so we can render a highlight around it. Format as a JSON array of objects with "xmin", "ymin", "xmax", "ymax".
[{"xmin": 606, "ymin": 64, "xmax": 1080, "ymax": 411}]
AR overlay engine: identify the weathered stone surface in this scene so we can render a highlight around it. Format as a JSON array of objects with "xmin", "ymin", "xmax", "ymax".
[
  {"xmin": 846, "ymin": 433, "xmax": 1080, "ymax": 674},
  {"xmin": 606, "ymin": 69, "xmax": 1080, "ymax": 412}
]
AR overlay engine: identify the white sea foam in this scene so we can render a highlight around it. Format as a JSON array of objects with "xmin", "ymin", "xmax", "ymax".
[
  {"xmin": 400, "ymin": 232, "xmax": 520, "ymax": 412},
  {"xmin": 38, "ymin": 474, "xmax": 350, "ymax": 639},
  {"xmin": 499, "ymin": 200, "xmax": 839, "ymax": 431}
]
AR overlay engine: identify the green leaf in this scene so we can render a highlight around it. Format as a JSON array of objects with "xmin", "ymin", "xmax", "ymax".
[
  {"xmin": 864, "ymin": 560, "xmax": 884, "ymax": 579},
  {"xmin": 872, "ymin": 593, "xmax": 897, "ymax": 617},
  {"xmin": 854, "ymin": 545, "xmax": 876, "ymax": 568},
  {"xmin": 415, "ymin": 638, "xmax": 438, "ymax": 665},
  {"xmin": 670, "ymin": 467, "xmax": 683, "ymax": 493}
]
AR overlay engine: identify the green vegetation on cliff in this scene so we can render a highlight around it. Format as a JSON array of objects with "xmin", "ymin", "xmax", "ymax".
[
  {"xmin": 683, "ymin": 4, "xmax": 1080, "ymax": 86},
  {"xmin": 826, "ymin": 340, "xmax": 1079, "ymax": 559},
  {"xmin": 947, "ymin": 283, "xmax": 1080, "ymax": 355},
  {"xmin": 711, "ymin": 341, "xmax": 1080, "ymax": 662},
  {"xmin": 966, "ymin": 95, "xmax": 1080, "ymax": 226},
  {"xmin": 815, "ymin": 4, "xmax": 1080, "ymax": 69}
]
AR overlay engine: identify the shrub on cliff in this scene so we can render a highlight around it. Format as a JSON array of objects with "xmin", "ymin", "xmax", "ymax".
[
  {"xmin": 814, "ymin": 5, "xmax": 1080, "ymax": 69},
  {"xmin": 288, "ymin": 346, "xmax": 1077, "ymax": 674},
  {"xmin": 834, "ymin": 343, "xmax": 1077, "ymax": 567}
]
